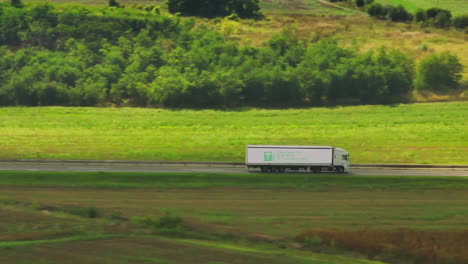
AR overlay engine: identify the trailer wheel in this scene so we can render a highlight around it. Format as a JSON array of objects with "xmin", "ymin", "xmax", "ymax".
[
  {"xmin": 260, "ymin": 167, "xmax": 267, "ymax": 172},
  {"xmin": 278, "ymin": 167, "xmax": 286, "ymax": 173},
  {"xmin": 312, "ymin": 167, "xmax": 321, "ymax": 173}
]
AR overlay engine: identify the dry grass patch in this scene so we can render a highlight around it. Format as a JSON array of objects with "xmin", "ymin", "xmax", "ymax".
[{"xmin": 297, "ymin": 228, "xmax": 468, "ymax": 264}]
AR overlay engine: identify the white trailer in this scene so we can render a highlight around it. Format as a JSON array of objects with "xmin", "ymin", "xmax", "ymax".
[{"xmin": 246, "ymin": 145, "xmax": 349, "ymax": 173}]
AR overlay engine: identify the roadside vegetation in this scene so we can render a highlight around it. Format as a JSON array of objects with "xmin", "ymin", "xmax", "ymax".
[
  {"xmin": 0, "ymin": 102, "xmax": 466, "ymax": 164},
  {"xmin": 0, "ymin": 1, "xmax": 466, "ymax": 108},
  {"xmin": 0, "ymin": 171, "xmax": 467, "ymax": 264}
]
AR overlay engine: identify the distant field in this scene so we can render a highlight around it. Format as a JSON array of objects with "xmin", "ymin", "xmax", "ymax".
[
  {"xmin": 0, "ymin": 102, "xmax": 467, "ymax": 164},
  {"xmin": 378, "ymin": 0, "xmax": 468, "ymax": 15},
  {"xmin": 0, "ymin": 171, "xmax": 467, "ymax": 264}
]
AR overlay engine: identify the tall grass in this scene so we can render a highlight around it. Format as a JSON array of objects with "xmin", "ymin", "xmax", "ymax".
[
  {"xmin": 0, "ymin": 102, "xmax": 466, "ymax": 164},
  {"xmin": 297, "ymin": 228, "xmax": 468, "ymax": 264}
]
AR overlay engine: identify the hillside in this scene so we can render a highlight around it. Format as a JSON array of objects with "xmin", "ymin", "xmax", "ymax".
[{"xmin": 0, "ymin": 0, "xmax": 466, "ymax": 108}]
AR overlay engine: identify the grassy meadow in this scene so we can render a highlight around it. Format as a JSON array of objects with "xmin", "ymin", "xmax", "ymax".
[
  {"xmin": 0, "ymin": 171, "xmax": 467, "ymax": 264},
  {"xmin": 0, "ymin": 102, "xmax": 466, "ymax": 164}
]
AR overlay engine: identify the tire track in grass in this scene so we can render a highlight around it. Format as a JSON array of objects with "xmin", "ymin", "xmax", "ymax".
[{"xmin": 0, "ymin": 234, "xmax": 124, "ymax": 249}]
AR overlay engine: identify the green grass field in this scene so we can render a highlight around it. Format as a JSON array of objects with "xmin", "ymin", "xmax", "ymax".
[
  {"xmin": 0, "ymin": 171, "xmax": 467, "ymax": 264},
  {"xmin": 0, "ymin": 102, "xmax": 466, "ymax": 164},
  {"xmin": 378, "ymin": 0, "xmax": 468, "ymax": 15}
]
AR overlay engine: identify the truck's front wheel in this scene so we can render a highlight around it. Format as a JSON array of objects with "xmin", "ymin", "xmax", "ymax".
[{"xmin": 336, "ymin": 166, "xmax": 345, "ymax": 173}]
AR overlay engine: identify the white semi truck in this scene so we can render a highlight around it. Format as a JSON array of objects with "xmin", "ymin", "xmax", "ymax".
[{"xmin": 246, "ymin": 145, "xmax": 349, "ymax": 173}]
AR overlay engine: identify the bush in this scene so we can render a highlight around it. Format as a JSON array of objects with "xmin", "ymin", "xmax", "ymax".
[
  {"xmin": 10, "ymin": 0, "xmax": 23, "ymax": 8},
  {"xmin": 388, "ymin": 5, "xmax": 413, "ymax": 22},
  {"xmin": 108, "ymin": 0, "xmax": 120, "ymax": 8},
  {"xmin": 355, "ymin": 0, "xmax": 365, "ymax": 8},
  {"xmin": 62, "ymin": 206, "xmax": 99, "ymax": 218},
  {"xmin": 425, "ymin": 8, "xmax": 452, "ymax": 28},
  {"xmin": 425, "ymin": 8, "xmax": 451, "ymax": 20},
  {"xmin": 367, "ymin": 3, "xmax": 388, "ymax": 19},
  {"xmin": 432, "ymin": 12, "xmax": 452, "ymax": 28},
  {"xmin": 131, "ymin": 211, "xmax": 183, "ymax": 229},
  {"xmin": 414, "ymin": 9, "xmax": 427, "ymax": 22},
  {"xmin": 416, "ymin": 53, "xmax": 463, "ymax": 92},
  {"xmin": 167, "ymin": 0, "xmax": 263, "ymax": 19},
  {"xmin": 452, "ymin": 15, "xmax": 468, "ymax": 29}
]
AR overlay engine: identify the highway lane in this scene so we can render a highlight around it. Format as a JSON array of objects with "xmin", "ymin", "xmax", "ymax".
[{"xmin": 0, "ymin": 161, "xmax": 467, "ymax": 177}]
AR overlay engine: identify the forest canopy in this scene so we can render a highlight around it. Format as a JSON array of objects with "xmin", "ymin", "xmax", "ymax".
[{"xmin": 0, "ymin": 2, "xmax": 463, "ymax": 107}]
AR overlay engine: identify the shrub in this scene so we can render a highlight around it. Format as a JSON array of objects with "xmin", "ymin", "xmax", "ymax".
[
  {"xmin": 425, "ymin": 8, "xmax": 451, "ymax": 20},
  {"xmin": 131, "ymin": 211, "xmax": 183, "ymax": 230},
  {"xmin": 452, "ymin": 15, "xmax": 468, "ymax": 29},
  {"xmin": 304, "ymin": 235, "xmax": 323, "ymax": 247},
  {"xmin": 416, "ymin": 53, "xmax": 463, "ymax": 92},
  {"xmin": 415, "ymin": 9, "xmax": 427, "ymax": 22},
  {"xmin": 367, "ymin": 3, "xmax": 388, "ymax": 19},
  {"xmin": 388, "ymin": 5, "xmax": 413, "ymax": 22},
  {"xmin": 108, "ymin": 0, "xmax": 120, "ymax": 8},
  {"xmin": 432, "ymin": 12, "xmax": 452, "ymax": 28},
  {"xmin": 10, "ymin": 0, "xmax": 23, "ymax": 8},
  {"xmin": 167, "ymin": 0, "xmax": 263, "ymax": 19},
  {"xmin": 425, "ymin": 8, "xmax": 452, "ymax": 28},
  {"xmin": 62, "ymin": 206, "xmax": 99, "ymax": 218}
]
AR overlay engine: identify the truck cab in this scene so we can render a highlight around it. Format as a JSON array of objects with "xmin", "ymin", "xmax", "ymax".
[{"xmin": 333, "ymin": 148, "xmax": 350, "ymax": 172}]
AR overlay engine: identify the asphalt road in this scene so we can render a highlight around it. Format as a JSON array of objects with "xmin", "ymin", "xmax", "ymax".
[{"xmin": 0, "ymin": 161, "xmax": 467, "ymax": 177}]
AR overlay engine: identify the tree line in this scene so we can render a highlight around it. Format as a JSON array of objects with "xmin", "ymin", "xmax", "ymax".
[
  {"xmin": 366, "ymin": 3, "xmax": 467, "ymax": 29},
  {"xmin": 167, "ymin": 0, "xmax": 263, "ymax": 19},
  {"xmin": 332, "ymin": 0, "xmax": 467, "ymax": 29},
  {"xmin": 0, "ymin": 2, "xmax": 464, "ymax": 107}
]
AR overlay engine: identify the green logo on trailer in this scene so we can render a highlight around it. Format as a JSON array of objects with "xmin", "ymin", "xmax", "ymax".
[{"xmin": 264, "ymin": 152, "xmax": 273, "ymax": 161}]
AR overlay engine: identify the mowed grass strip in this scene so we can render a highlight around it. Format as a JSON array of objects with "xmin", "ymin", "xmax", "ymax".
[
  {"xmin": 0, "ymin": 234, "xmax": 122, "ymax": 249},
  {"xmin": 0, "ymin": 102, "xmax": 466, "ymax": 164},
  {"xmin": 0, "ymin": 171, "xmax": 467, "ymax": 189}
]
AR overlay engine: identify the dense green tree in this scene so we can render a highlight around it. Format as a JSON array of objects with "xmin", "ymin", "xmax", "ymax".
[
  {"xmin": 388, "ymin": 5, "xmax": 413, "ymax": 22},
  {"xmin": 416, "ymin": 53, "xmax": 463, "ymax": 92},
  {"xmin": 108, "ymin": 0, "xmax": 120, "ymax": 8},
  {"xmin": 167, "ymin": 0, "xmax": 263, "ymax": 19},
  {"xmin": 414, "ymin": 9, "xmax": 427, "ymax": 22},
  {"xmin": 10, "ymin": 0, "xmax": 23, "ymax": 8},
  {"xmin": 367, "ymin": 3, "xmax": 388, "ymax": 19},
  {"xmin": 0, "ymin": 47, "xmax": 14, "ymax": 105},
  {"xmin": 452, "ymin": 15, "xmax": 468, "ymax": 29},
  {"xmin": 0, "ymin": 5, "xmax": 28, "ymax": 45},
  {"xmin": 0, "ymin": 2, "xmax": 457, "ymax": 108},
  {"xmin": 425, "ymin": 8, "xmax": 452, "ymax": 28}
]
